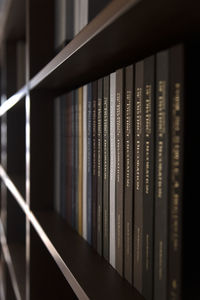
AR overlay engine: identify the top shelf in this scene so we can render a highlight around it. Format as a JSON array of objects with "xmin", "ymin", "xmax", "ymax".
[{"xmin": 29, "ymin": 0, "xmax": 200, "ymax": 94}]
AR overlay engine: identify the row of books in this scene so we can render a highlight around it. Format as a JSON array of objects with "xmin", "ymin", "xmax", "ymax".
[
  {"xmin": 54, "ymin": 43, "xmax": 184, "ymax": 300},
  {"xmin": 54, "ymin": 0, "xmax": 112, "ymax": 51}
]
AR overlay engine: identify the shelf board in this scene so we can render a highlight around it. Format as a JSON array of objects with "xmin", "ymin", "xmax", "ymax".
[
  {"xmin": 29, "ymin": 0, "xmax": 200, "ymax": 94},
  {"xmin": 33, "ymin": 211, "xmax": 144, "ymax": 300}
]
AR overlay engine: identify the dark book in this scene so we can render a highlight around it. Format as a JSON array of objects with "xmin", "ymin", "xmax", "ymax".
[
  {"xmin": 168, "ymin": 44, "xmax": 184, "ymax": 300},
  {"xmin": 87, "ymin": 83, "xmax": 93, "ymax": 245},
  {"xmin": 115, "ymin": 68, "xmax": 124, "ymax": 276},
  {"xmin": 74, "ymin": 89, "xmax": 79, "ymax": 231},
  {"xmin": 78, "ymin": 87, "xmax": 83, "ymax": 236},
  {"xmin": 134, "ymin": 60, "xmax": 144, "ymax": 292},
  {"xmin": 109, "ymin": 72, "xmax": 116, "ymax": 268},
  {"xmin": 154, "ymin": 49, "xmax": 169, "ymax": 300},
  {"xmin": 97, "ymin": 78, "xmax": 103, "ymax": 256},
  {"xmin": 54, "ymin": 97, "xmax": 61, "ymax": 215},
  {"xmin": 60, "ymin": 95, "xmax": 67, "ymax": 220},
  {"xmin": 88, "ymin": 0, "xmax": 112, "ymax": 21},
  {"xmin": 142, "ymin": 55, "xmax": 155, "ymax": 300},
  {"xmin": 71, "ymin": 93, "xmax": 76, "ymax": 228},
  {"xmin": 124, "ymin": 65, "xmax": 134, "ymax": 283},
  {"xmin": 92, "ymin": 81, "xmax": 98, "ymax": 250},
  {"xmin": 54, "ymin": 0, "xmax": 74, "ymax": 52},
  {"xmin": 16, "ymin": 41, "xmax": 25, "ymax": 90},
  {"xmin": 65, "ymin": 92, "xmax": 74, "ymax": 226},
  {"xmin": 103, "ymin": 75, "xmax": 110, "ymax": 261}
]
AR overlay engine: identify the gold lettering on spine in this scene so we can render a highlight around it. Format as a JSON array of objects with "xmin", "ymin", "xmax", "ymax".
[
  {"xmin": 97, "ymin": 99, "xmax": 101, "ymax": 177},
  {"xmin": 125, "ymin": 90, "xmax": 132, "ymax": 188},
  {"xmin": 171, "ymin": 82, "xmax": 181, "ymax": 252},
  {"xmin": 104, "ymin": 96, "xmax": 108, "ymax": 180},
  {"xmin": 116, "ymin": 92, "xmax": 121, "ymax": 183},
  {"xmin": 145, "ymin": 84, "xmax": 152, "ymax": 194},
  {"xmin": 157, "ymin": 81, "xmax": 166, "ymax": 199},
  {"xmin": 93, "ymin": 98, "xmax": 97, "ymax": 176},
  {"xmin": 136, "ymin": 88, "xmax": 142, "ymax": 191}
]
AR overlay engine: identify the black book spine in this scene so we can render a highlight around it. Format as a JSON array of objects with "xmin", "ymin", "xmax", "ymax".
[
  {"xmin": 168, "ymin": 44, "xmax": 184, "ymax": 300},
  {"xmin": 97, "ymin": 78, "xmax": 103, "ymax": 256},
  {"xmin": 61, "ymin": 95, "xmax": 67, "ymax": 220},
  {"xmin": 124, "ymin": 65, "xmax": 134, "ymax": 283},
  {"xmin": 142, "ymin": 55, "xmax": 155, "ymax": 300},
  {"xmin": 87, "ymin": 83, "xmax": 93, "ymax": 245},
  {"xmin": 74, "ymin": 89, "xmax": 79, "ymax": 231},
  {"xmin": 71, "ymin": 93, "xmax": 75, "ymax": 228},
  {"xmin": 92, "ymin": 81, "xmax": 98, "ymax": 250},
  {"xmin": 116, "ymin": 68, "xmax": 124, "ymax": 276},
  {"xmin": 66, "ymin": 92, "xmax": 73, "ymax": 226},
  {"xmin": 103, "ymin": 76, "xmax": 110, "ymax": 261},
  {"xmin": 154, "ymin": 50, "xmax": 169, "ymax": 300},
  {"xmin": 134, "ymin": 60, "xmax": 144, "ymax": 292}
]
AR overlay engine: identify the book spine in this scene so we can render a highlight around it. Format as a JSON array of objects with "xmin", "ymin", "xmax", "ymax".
[
  {"xmin": 97, "ymin": 78, "xmax": 103, "ymax": 255},
  {"xmin": 54, "ymin": 97, "xmax": 61, "ymax": 215},
  {"xmin": 142, "ymin": 56, "xmax": 155, "ymax": 300},
  {"xmin": 71, "ymin": 93, "xmax": 76, "ymax": 228},
  {"xmin": 66, "ymin": 92, "xmax": 73, "ymax": 226},
  {"xmin": 115, "ymin": 68, "xmax": 124, "ymax": 276},
  {"xmin": 168, "ymin": 44, "xmax": 184, "ymax": 300},
  {"xmin": 103, "ymin": 75, "xmax": 110, "ymax": 261},
  {"xmin": 74, "ymin": 89, "xmax": 79, "ymax": 230},
  {"xmin": 66, "ymin": 0, "xmax": 74, "ymax": 41},
  {"xmin": 134, "ymin": 60, "xmax": 144, "ymax": 292},
  {"xmin": 78, "ymin": 87, "xmax": 83, "ymax": 235},
  {"xmin": 124, "ymin": 65, "xmax": 134, "ymax": 283},
  {"xmin": 54, "ymin": 0, "xmax": 66, "ymax": 50},
  {"xmin": 154, "ymin": 50, "xmax": 169, "ymax": 300},
  {"xmin": 87, "ymin": 83, "xmax": 93, "ymax": 245},
  {"xmin": 109, "ymin": 72, "xmax": 116, "ymax": 268},
  {"xmin": 61, "ymin": 95, "xmax": 67, "ymax": 220},
  {"xmin": 82, "ymin": 85, "xmax": 88, "ymax": 240},
  {"xmin": 92, "ymin": 81, "xmax": 98, "ymax": 250}
]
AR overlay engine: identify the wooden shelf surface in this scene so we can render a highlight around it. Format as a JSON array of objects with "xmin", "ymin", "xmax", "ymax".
[{"xmin": 33, "ymin": 210, "xmax": 144, "ymax": 300}]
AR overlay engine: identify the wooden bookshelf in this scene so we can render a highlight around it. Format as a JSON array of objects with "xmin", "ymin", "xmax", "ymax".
[{"xmin": 0, "ymin": 0, "xmax": 199, "ymax": 299}]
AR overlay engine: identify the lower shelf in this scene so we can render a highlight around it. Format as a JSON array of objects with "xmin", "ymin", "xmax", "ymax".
[{"xmin": 32, "ymin": 210, "xmax": 144, "ymax": 300}]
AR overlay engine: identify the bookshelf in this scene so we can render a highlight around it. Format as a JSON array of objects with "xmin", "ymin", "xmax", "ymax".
[{"xmin": 0, "ymin": 0, "xmax": 199, "ymax": 299}]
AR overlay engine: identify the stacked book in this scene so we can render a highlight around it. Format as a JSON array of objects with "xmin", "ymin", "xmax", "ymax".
[
  {"xmin": 54, "ymin": 0, "xmax": 112, "ymax": 52},
  {"xmin": 54, "ymin": 44, "xmax": 184, "ymax": 300}
]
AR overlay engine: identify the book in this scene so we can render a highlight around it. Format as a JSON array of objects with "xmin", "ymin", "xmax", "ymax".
[
  {"xmin": 103, "ymin": 75, "xmax": 110, "ymax": 261},
  {"xmin": 82, "ymin": 85, "xmax": 88, "ymax": 241},
  {"xmin": 87, "ymin": 83, "xmax": 93, "ymax": 245},
  {"xmin": 154, "ymin": 49, "xmax": 169, "ymax": 300},
  {"xmin": 88, "ymin": 0, "xmax": 112, "ymax": 21},
  {"xmin": 115, "ymin": 68, "xmax": 124, "ymax": 276},
  {"xmin": 78, "ymin": 87, "xmax": 83, "ymax": 235},
  {"xmin": 92, "ymin": 81, "xmax": 98, "ymax": 249},
  {"xmin": 16, "ymin": 41, "xmax": 25, "ymax": 90},
  {"xmin": 54, "ymin": 0, "xmax": 74, "ymax": 51},
  {"xmin": 74, "ymin": 89, "xmax": 79, "ymax": 230},
  {"xmin": 124, "ymin": 65, "xmax": 134, "ymax": 283},
  {"xmin": 109, "ymin": 71, "xmax": 116, "ymax": 268},
  {"xmin": 168, "ymin": 44, "xmax": 184, "ymax": 300},
  {"xmin": 97, "ymin": 78, "xmax": 103, "ymax": 256},
  {"xmin": 142, "ymin": 55, "xmax": 155, "ymax": 300},
  {"xmin": 60, "ymin": 95, "xmax": 67, "ymax": 220},
  {"xmin": 54, "ymin": 97, "xmax": 61, "ymax": 215},
  {"xmin": 134, "ymin": 60, "xmax": 144, "ymax": 292},
  {"xmin": 65, "ymin": 92, "xmax": 74, "ymax": 226}
]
